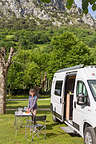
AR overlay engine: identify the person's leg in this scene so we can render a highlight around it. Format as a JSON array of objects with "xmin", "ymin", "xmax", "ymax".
[
  {"xmin": 33, "ymin": 109, "xmax": 37, "ymax": 125},
  {"xmin": 33, "ymin": 109, "xmax": 37, "ymax": 116}
]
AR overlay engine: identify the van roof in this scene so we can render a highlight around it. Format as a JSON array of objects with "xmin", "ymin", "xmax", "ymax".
[
  {"xmin": 56, "ymin": 64, "xmax": 84, "ymax": 73},
  {"xmin": 56, "ymin": 65, "xmax": 96, "ymax": 73}
]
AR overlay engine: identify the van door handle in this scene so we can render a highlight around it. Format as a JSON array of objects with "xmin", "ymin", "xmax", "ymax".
[
  {"xmin": 60, "ymin": 98, "xmax": 62, "ymax": 103},
  {"xmin": 74, "ymin": 101, "xmax": 76, "ymax": 108}
]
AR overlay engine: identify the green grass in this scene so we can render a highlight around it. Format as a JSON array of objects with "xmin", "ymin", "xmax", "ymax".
[
  {"xmin": 6, "ymin": 99, "xmax": 50, "ymax": 112},
  {"xmin": 7, "ymin": 94, "xmax": 50, "ymax": 99},
  {"xmin": 0, "ymin": 98, "xmax": 84, "ymax": 144},
  {"xmin": 5, "ymin": 35, "xmax": 15, "ymax": 40},
  {"xmin": 0, "ymin": 113, "xmax": 83, "ymax": 144}
]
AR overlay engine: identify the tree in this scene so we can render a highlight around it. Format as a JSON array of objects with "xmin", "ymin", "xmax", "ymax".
[
  {"xmin": 41, "ymin": 0, "xmax": 96, "ymax": 14},
  {"xmin": 0, "ymin": 47, "xmax": 14, "ymax": 114},
  {"xmin": 7, "ymin": 48, "xmax": 50, "ymax": 92},
  {"xmin": 23, "ymin": 62, "xmax": 40, "ymax": 89},
  {"xmin": 7, "ymin": 49, "xmax": 30, "ymax": 91},
  {"xmin": 47, "ymin": 32, "xmax": 93, "ymax": 80}
]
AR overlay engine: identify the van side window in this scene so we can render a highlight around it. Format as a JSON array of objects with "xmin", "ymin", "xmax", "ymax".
[
  {"xmin": 77, "ymin": 81, "xmax": 88, "ymax": 97},
  {"xmin": 76, "ymin": 81, "xmax": 88, "ymax": 104},
  {"xmin": 54, "ymin": 81, "xmax": 63, "ymax": 96}
]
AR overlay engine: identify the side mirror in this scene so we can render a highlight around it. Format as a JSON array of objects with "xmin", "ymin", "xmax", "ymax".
[
  {"xmin": 55, "ymin": 89, "xmax": 61, "ymax": 96},
  {"xmin": 77, "ymin": 94, "xmax": 87, "ymax": 105}
]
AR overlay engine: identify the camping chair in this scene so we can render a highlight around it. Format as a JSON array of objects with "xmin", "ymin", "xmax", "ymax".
[{"xmin": 25, "ymin": 115, "xmax": 46, "ymax": 143}]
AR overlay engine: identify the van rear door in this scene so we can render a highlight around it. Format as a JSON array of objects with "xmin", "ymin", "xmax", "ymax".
[{"xmin": 52, "ymin": 78, "xmax": 64, "ymax": 122}]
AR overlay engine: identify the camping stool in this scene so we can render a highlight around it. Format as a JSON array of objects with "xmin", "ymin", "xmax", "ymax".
[{"xmin": 25, "ymin": 115, "xmax": 47, "ymax": 143}]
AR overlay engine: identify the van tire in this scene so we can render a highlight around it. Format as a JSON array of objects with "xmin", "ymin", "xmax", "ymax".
[
  {"xmin": 52, "ymin": 114, "xmax": 57, "ymax": 122},
  {"xmin": 84, "ymin": 127, "xmax": 96, "ymax": 144}
]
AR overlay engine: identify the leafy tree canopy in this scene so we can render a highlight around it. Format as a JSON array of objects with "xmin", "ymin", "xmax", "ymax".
[{"xmin": 47, "ymin": 32, "xmax": 93, "ymax": 79}]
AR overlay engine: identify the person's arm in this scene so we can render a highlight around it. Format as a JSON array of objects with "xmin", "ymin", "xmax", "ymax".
[
  {"xmin": 27, "ymin": 97, "xmax": 31, "ymax": 111},
  {"xmin": 30, "ymin": 96, "xmax": 37, "ymax": 110}
]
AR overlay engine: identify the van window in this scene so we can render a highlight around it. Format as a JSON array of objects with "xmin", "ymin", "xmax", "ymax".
[
  {"xmin": 54, "ymin": 81, "xmax": 63, "ymax": 96},
  {"xmin": 88, "ymin": 80, "xmax": 96, "ymax": 101},
  {"xmin": 77, "ymin": 81, "xmax": 88, "ymax": 97}
]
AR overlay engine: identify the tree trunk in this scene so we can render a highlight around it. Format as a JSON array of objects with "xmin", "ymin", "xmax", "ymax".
[
  {"xmin": 0, "ymin": 47, "xmax": 14, "ymax": 114},
  {"xmin": 0, "ymin": 66, "xmax": 6, "ymax": 114}
]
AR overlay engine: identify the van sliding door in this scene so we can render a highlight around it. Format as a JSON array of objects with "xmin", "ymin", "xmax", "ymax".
[{"xmin": 53, "ymin": 79, "xmax": 64, "ymax": 122}]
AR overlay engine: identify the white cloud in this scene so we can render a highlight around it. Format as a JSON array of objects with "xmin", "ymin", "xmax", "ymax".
[
  {"xmin": 88, "ymin": 4, "xmax": 96, "ymax": 19},
  {"xmin": 74, "ymin": 0, "xmax": 82, "ymax": 8},
  {"xmin": 75, "ymin": 0, "xmax": 96, "ymax": 19}
]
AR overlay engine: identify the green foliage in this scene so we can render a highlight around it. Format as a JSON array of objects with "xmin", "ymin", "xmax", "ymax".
[
  {"xmin": 0, "ymin": 24, "xmax": 96, "ymax": 93},
  {"xmin": 47, "ymin": 32, "xmax": 93, "ymax": 79},
  {"xmin": 23, "ymin": 62, "xmax": 40, "ymax": 88},
  {"xmin": 92, "ymin": 3, "xmax": 96, "ymax": 11},
  {"xmin": 40, "ymin": 0, "xmax": 51, "ymax": 3},
  {"xmin": 66, "ymin": 0, "xmax": 74, "ymax": 9},
  {"xmin": 82, "ymin": 0, "xmax": 88, "ymax": 14}
]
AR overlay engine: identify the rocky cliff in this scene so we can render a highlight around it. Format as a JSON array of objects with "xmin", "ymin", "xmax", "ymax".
[{"xmin": 0, "ymin": 0, "xmax": 96, "ymax": 27}]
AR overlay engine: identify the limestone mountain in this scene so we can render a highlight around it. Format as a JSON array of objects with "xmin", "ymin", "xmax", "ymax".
[{"xmin": 0, "ymin": 0, "xmax": 96, "ymax": 27}]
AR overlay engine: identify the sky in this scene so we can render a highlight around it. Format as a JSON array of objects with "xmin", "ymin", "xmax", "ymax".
[{"xmin": 74, "ymin": 0, "xmax": 96, "ymax": 19}]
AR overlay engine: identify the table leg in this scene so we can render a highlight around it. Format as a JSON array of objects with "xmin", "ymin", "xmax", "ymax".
[{"xmin": 14, "ymin": 115, "xmax": 16, "ymax": 126}]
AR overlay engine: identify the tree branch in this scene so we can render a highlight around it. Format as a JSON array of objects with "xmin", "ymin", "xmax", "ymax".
[
  {"xmin": 0, "ymin": 47, "xmax": 6, "ymax": 68},
  {"xmin": 4, "ymin": 47, "xmax": 14, "ymax": 75}
]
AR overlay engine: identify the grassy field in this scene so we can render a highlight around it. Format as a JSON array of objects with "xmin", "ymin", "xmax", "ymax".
[
  {"xmin": 0, "ymin": 97, "xmax": 84, "ymax": 144},
  {"xmin": 7, "ymin": 94, "xmax": 50, "ymax": 99},
  {"xmin": 6, "ymin": 98, "xmax": 50, "ymax": 112}
]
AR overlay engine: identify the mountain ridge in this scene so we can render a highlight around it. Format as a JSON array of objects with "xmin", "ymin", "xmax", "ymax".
[{"xmin": 0, "ymin": 0, "xmax": 96, "ymax": 27}]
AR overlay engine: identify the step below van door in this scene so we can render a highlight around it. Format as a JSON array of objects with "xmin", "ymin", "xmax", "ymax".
[{"xmin": 52, "ymin": 79, "xmax": 64, "ymax": 122}]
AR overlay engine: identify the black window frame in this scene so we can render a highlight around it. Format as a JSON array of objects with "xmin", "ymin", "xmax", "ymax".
[
  {"xmin": 76, "ymin": 80, "xmax": 90, "ymax": 106},
  {"xmin": 88, "ymin": 80, "xmax": 96, "ymax": 101},
  {"xmin": 54, "ymin": 80, "xmax": 63, "ymax": 96}
]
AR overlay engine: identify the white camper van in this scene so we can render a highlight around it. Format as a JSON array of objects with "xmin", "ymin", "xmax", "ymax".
[{"xmin": 51, "ymin": 65, "xmax": 96, "ymax": 144}]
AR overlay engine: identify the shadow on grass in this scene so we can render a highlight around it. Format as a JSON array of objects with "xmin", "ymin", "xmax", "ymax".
[
  {"xmin": 46, "ymin": 132, "xmax": 57, "ymax": 138},
  {"xmin": 6, "ymin": 109, "xmax": 50, "ymax": 115},
  {"xmin": 38, "ymin": 105, "xmax": 50, "ymax": 109},
  {"xmin": 7, "ymin": 101, "xmax": 50, "ymax": 110},
  {"xmin": 7, "ymin": 95, "xmax": 50, "ymax": 99},
  {"xmin": 6, "ymin": 101, "xmax": 20, "ymax": 109},
  {"xmin": 68, "ymin": 133, "xmax": 81, "ymax": 137},
  {"xmin": 7, "ymin": 105, "xmax": 24, "ymax": 109},
  {"xmin": 46, "ymin": 122, "xmax": 59, "ymax": 130},
  {"xmin": 58, "ymin": 128, "xmax": 81, "ymax": 137},
  {"xmin": 37, "ymin": 110, "xmax": 50, "ymax": 115},
  {"xmin": 6, "ymin": 101, "xmax": 19, "ymax": 105},
  {"xmin": 56, "ymin": 130, "xmax": 81, "ymax": 138},
  {"xmin": 6, "ymin": 110, "xmax": 15, "ymax": 114}
]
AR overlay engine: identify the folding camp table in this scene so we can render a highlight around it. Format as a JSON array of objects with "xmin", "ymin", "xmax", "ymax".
[{"xmin": 14, "ymin": 111, "xmax": 32, "ymax": 135}]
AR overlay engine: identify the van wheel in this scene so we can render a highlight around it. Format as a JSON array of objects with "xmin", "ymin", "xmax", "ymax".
[
  {"xmin": 84, "ymin": 127, "xmax": 96, "ymax": 144},
  {"xmin": 52, "ymin": 114, "xmax": 57, "ymax": 122}
]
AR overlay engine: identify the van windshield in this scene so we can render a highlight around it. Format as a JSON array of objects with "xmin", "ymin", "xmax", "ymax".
[{"xmin": 88, "ymin": 80, "xmax": 96, "ymax": 101}]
